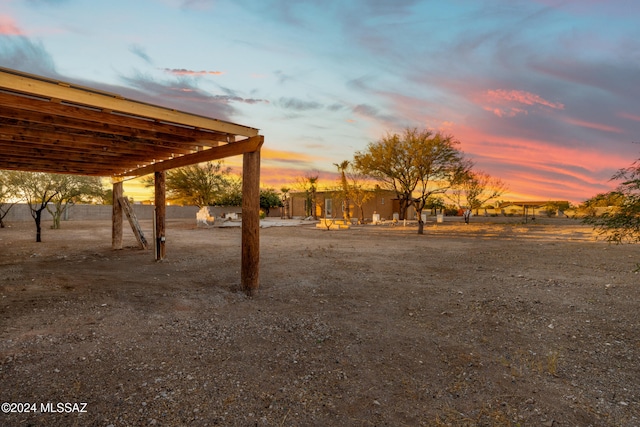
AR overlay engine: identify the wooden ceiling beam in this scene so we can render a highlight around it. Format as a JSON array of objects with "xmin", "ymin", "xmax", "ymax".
[
  {"xmin": 0, "ymin": 67, "xmax": 262, "ymax": 178},
  {"xmin": 0, "ymin": 141, "xmax": 171, "ymax": 168},
  {"xmin": 122, "ymin": 135, "xmax": 264, "ymax": 177},
  {"xmin": 0, "ymin": 159, "xmax": 124, "ymax": 176},
  {"xmin": 0, "ymin": 123, "xmax": 195, "ymax": 157},
  {"xmin": 0, "ymin": 67, "xmax": 259, "ymax": 137},
  {"xmin": 0, "ymin": 94, "xmax": 228, "ymax": 145}
]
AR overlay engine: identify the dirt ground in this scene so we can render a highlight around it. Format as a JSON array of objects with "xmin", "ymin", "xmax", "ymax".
[{"xmin": 0, "ymin": 216, "xmax": 638, "ymax": 426}]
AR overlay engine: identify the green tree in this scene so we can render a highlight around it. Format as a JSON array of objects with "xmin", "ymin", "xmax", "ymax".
[
  {"xmin": 583, "ymin": 159, "xmax": 640, "ymax": 243},
  {"xmin": 425, "ymin": 196, "xmax": 446, "ymax": 215},
  {"xmin": 581, "ymin": 191, "xmax": 624, "ymax": 210},
  {"xmin": 448, "ymin": 168, "xmax": 508, "ymax": 217},
  {"xmin": 343, "ymin": 162, "xmax": 375, "ymax": 224},
  {"xmin": 544, "ymin": 201, "xmax": 571, "ymax": 217},
  {"xmin": 46, "ymin": 175, "xmax": 105, "ymax": 229},
  {"xmin": 260, "ymin": 188, "xmax": 283, "ymax": 216},
  {"xmin": 296, "ymin": 173, "xmax": 319, "ymax": 219},
  {"xmin": 0, "ymin": 170, "xmax": 17, "ymax": 228},
  {"xmin": 354, "ymin": 128, "xmax": 467, "ymax": 234},
  {"xmin": 216, "ymin": 175, "xmax": 243, "ymax": 206},
  {"xmin": 163, "ymin": 161, "xmax": 231, "ymax": 207},
  {"xmin": 7, "ymin": 171, "xmax": 59, "ymax": 242}
]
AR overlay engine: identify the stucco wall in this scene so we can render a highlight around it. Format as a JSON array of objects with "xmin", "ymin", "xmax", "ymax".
[{"xmin": 2, "ymin": 204, "xmax": 243, "ymax": 223}]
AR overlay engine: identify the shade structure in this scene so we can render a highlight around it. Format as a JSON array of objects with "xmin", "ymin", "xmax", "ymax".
[{"xmin": 0, "ymin": 66, "xmax": 263, "ymax": 294}]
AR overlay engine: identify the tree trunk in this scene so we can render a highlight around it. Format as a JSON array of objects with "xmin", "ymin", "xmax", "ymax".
[
  {"xmin": 1, "ymin": 204, "xmax": 14, "ymax": 228},
  {"xmin": 417, "ymin": 208, "xmax": 424, "ymax": 235},
  {"xmin": 311, "ymin": 189, "xmax": 317, "ymax": 220},
  {"xmin": 35, "ymin": 209, "xmax": 43, "ymax": 242},
  {"xmin": 154, "ymin": 171, "xmax": 166, "ymax": 260},
  {"xmin": 343, "ymin": 198, "xmax": 350, "ymax": 221},
  {"xmin": 399, "ymin": 195, "xmax": 410, "ymax": 220},
  {"xmin": 51, "ymin": 210, "xmax": 61, "ymax": 229}
]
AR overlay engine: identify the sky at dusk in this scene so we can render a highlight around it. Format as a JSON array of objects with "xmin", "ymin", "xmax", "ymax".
[{"xmin": 2, "ymin": 0, "xmax": 639, "ymax": 204}]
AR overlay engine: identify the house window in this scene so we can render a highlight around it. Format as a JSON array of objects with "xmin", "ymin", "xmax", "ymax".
[
  {"xmin": 325, "ymin": 198, "xmax": 333, "ymax": 217},
  {"xmin": 381, "ymin": 198, "xmax": 385, "ymax": 205}
]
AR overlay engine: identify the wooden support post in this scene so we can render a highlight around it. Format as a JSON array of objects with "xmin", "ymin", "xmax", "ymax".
[
  {"xmin": 154, "ymin": 171, "xmax": 166, "ymax": 261},
  {"xmin": 112, "ymin": 180, "xmax": 123, "ymax": 250},
  {"xmin": 241, "ymin": 148, "xmax": 261, "ymax": 295}
]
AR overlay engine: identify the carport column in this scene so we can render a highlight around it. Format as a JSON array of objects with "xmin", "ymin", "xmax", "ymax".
[
  {"xmin": 112, "ymin": 179, "xmax": 123, "ymax": 249},
  {"xmin": 155, "ymin": 171, "xmax": 166, "ymax": 260},
  {"xmin": 241, "ymin": 144, "xmax": 262, "ymax": 295}
]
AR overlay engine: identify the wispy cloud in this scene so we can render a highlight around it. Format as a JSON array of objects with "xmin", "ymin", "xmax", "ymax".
[
  {"xmin": 481, "ymin": 89, "xmax": 564, "ymax": 118},
  {"xmin": 352, "ymin": 104, "xmax": 400, "ymax": 128},
  {"xmin": 25, "ymin": 0, "xmax": 70, "ymax": 5},
  {"xmin": 618, "ymin": 112, "xmax": 640, "ymax": 122},
  {"xmin": 562, "ymin": 117, "xmax": 624, "ymax": 134},
  {"xmin": 179, "ymin": 0, "xmax": 212, "ymax": 10},
  {"xmin": 157, "ymin": 0, "xmax": 213, "ymax": 11},
  {"xmin": 161, "ymin": 68, "xmax": 224, "ymax": 76},
  {"xmin": 485, "ymin": 89, "xmax": 564, "ymax": 110},
  {"xmin": 277, "ymin": 97, "xmax": 323, "ymax": 111},
  {"xmin": 0, "ymin": 36, "xmax": 57, "ymax": 77},
  {"xmin": 130, "ymin": 44, "xmax": 153, "ymax": 64},
  {"xmin": 262, "ymin": 147, "xmax": 317, "ymax": 164},
  {"xmin": 121, "ymin": 73, "xmax": 268, "ymax": 118},
  {"xmin": 0, "ymin": 15, "xmax": 24, "ymax": 36}
]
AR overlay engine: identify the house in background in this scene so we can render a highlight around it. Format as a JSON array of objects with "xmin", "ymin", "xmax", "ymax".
[{"xmin": 286, "ymin": 189, "xmax": 414, "ymax": 222}]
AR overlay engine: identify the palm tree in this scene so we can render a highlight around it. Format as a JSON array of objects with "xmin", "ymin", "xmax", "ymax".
[{"xmin": 334, "ymin": 160, "xmax": 351, "ymax": 221}]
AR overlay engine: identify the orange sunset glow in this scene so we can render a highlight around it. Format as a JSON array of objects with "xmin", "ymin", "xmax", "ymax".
[{"xmin": 2, "ymin": 1, "xmax": 638, "ymax": 205}]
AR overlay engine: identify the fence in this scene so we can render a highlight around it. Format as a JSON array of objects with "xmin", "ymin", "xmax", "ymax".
[{"xmin": 2, "ymin": 204, "xmax": 244, "ymax": 223}]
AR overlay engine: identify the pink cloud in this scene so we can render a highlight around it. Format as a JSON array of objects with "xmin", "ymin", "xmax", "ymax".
[
  {"xmin": 449, "ymin": 123, "xmax": 625, "ymax": 202},
  {"xmin": 562, "ymin": 117, "xmax": 623, "ymax": 134},
  {"xmin": 481, "ymin": 89, "xmax": 565, "ymax": 118},
  {"xmin": 0, "ymin": 15, "xmax": 23, "ymax": 35},
  {"xmin": 619, "ymin": 112, "xmax": 640, "ymax": 122},
  {"xmin": 485, "ymin": 89, "xmax": 565, "ymax": 109},
  {"xmin": 482, "ymin": 106, "xmax": 528, "ymax": 118},
  {"xmin": 161, "ymin": 68, "xmax": 223, "ymax": 76}
]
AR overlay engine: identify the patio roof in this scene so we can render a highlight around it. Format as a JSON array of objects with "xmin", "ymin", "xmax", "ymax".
[
  {"xmin": 0, "ymin": 66, "xmax": 262, "ymax": 177},
  {"xmin": 0, "ymin": 66, "xmax": 263, "ymax": 294}
]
